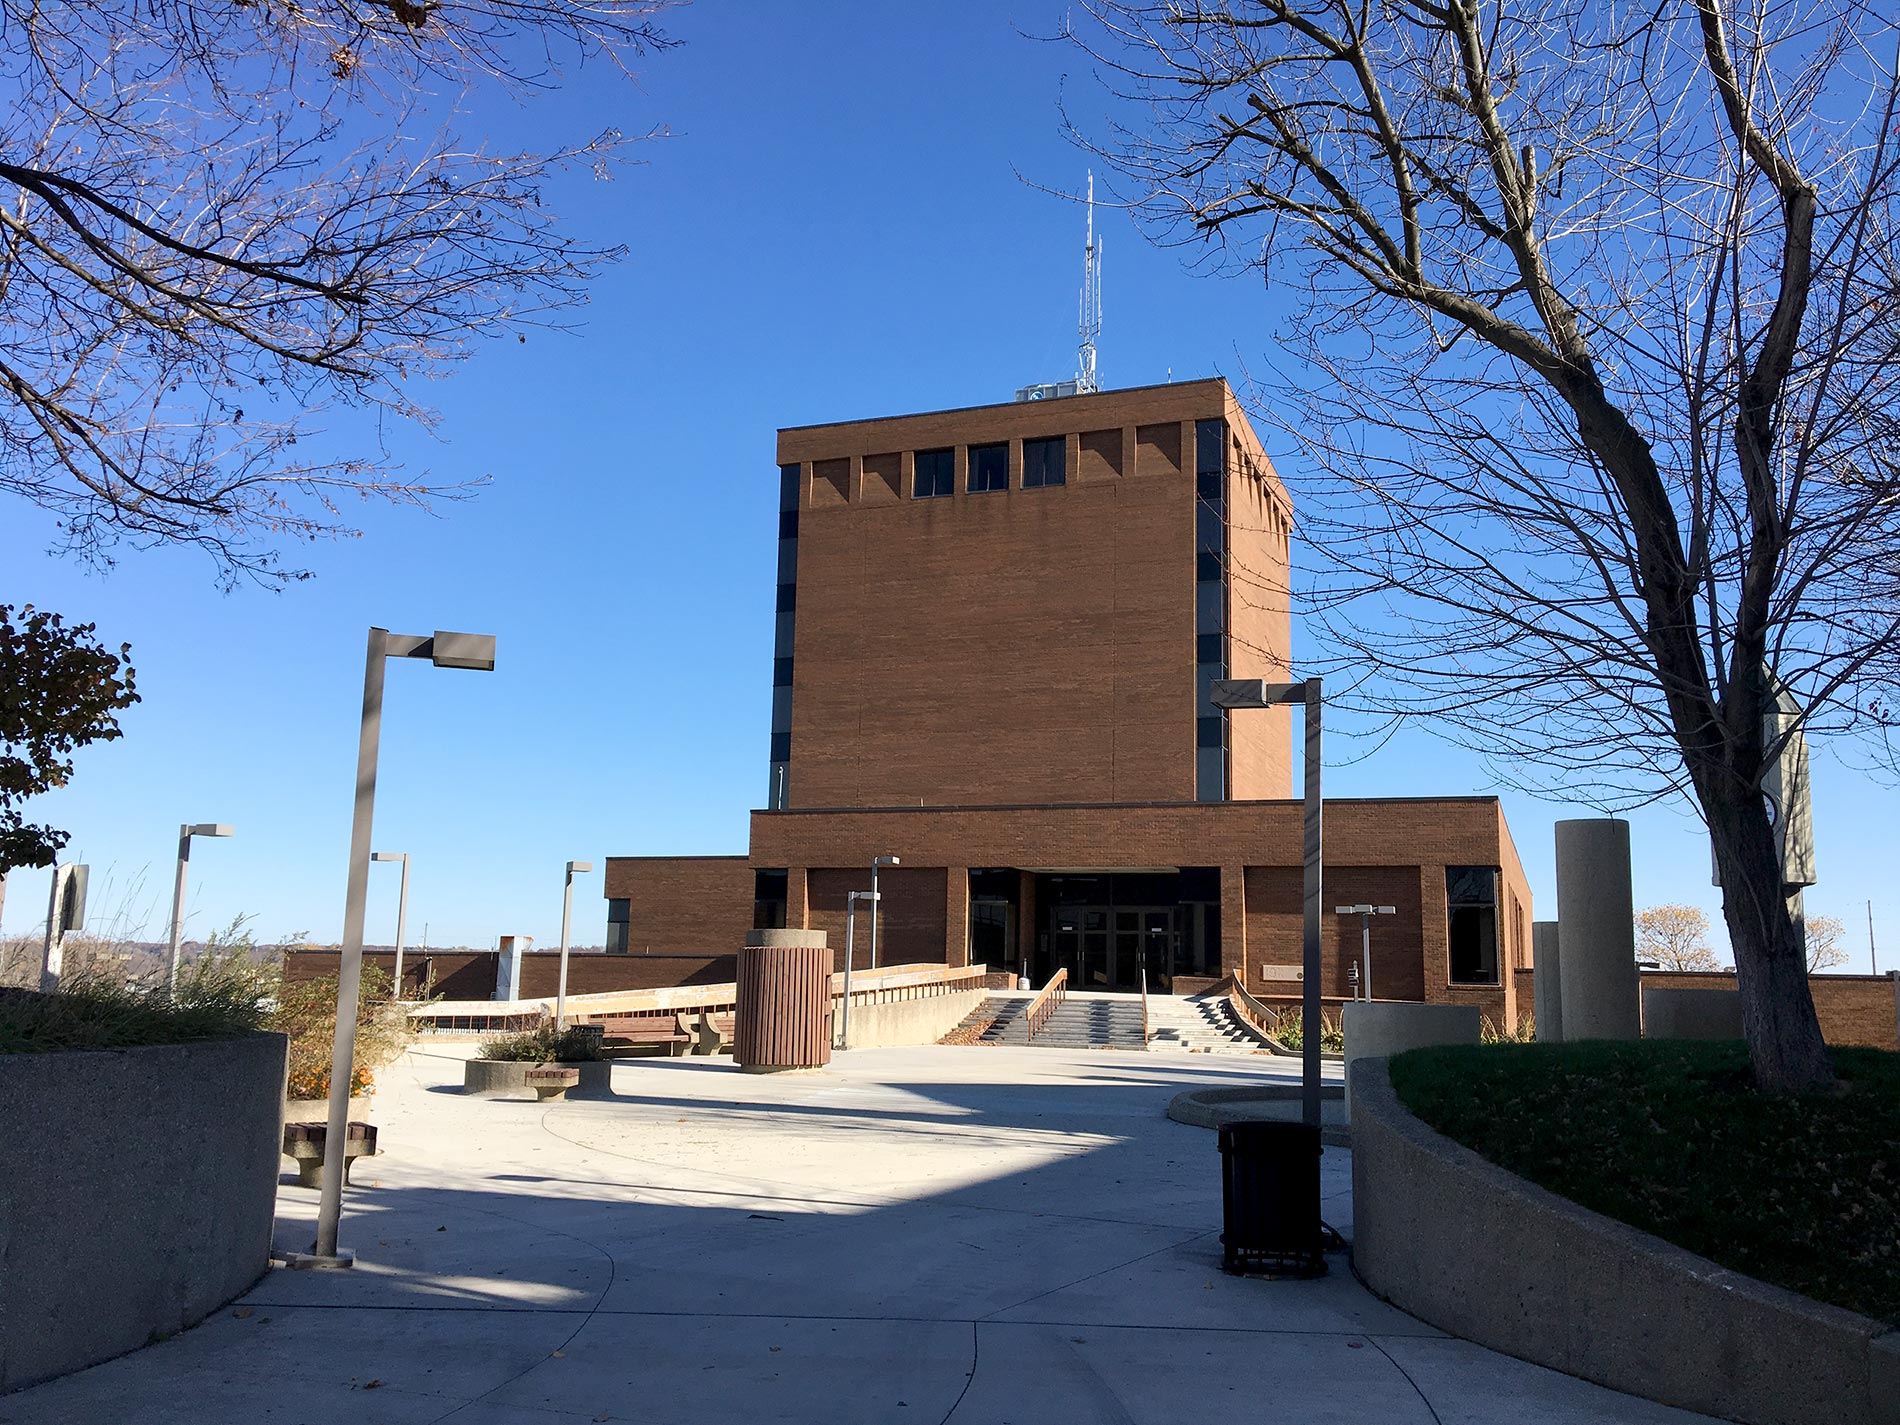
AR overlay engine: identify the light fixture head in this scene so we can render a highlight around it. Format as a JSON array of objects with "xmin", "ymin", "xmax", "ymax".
[
  {"xmin": 873, "ymin": 855, "xmax": 901, "ymax": 867},
  {"xmin": 188, "ymin": 823, "xmax": 235, "ymax": 838},
  {"xmin": 567, "ymin": 860, "xmax": 594, "ymax": 875},
  {"xmin": 1335, "ymin": 904, "xmax": 1374, "ymax": 915},
  {"xmin": 429, "ymin": 630, "xmax": 497, "ymax": 671},
  {"xmin": 371, "ymin": 851, "xmax": 405, "ymax": 863}
]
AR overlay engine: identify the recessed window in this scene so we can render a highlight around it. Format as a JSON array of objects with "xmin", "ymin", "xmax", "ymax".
[
  {"xmin": 969, "ymin": 443, "xmax": 1008, "ymax": 493},
  {"xmin": 914, "ymin": 448, "xmax": 954, "ymax": 498},
  {"xmin": 772, "ymin": 656, "xmax": 793, "ymax": 687},
  {"xmin": 778, "ymin": 509, "xmax": 799, "ymax": 539},
  {"xmin": 1447, "ymin": 866, "xmax": 1500, "ymax": 985},
  {"xmin": 1023, "ymin": 437, "xmax": 1066, "ymax": 488}
]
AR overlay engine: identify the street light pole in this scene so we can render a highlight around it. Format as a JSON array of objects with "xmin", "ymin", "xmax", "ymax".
[
  {"xmin": 1214, "ymin": 677, "xmax": 1324, "ymax": 1130},
  {"xmin": 371, "ymin": 852, "xmax": 410, "ymax": 995},
  {"xmin": 167, "ymin": 824, "xmax": 234, "ymax": 990},
  {"xmin": 840, "ymin": 889, "xmax": 877, "ymax": 1049},
  {"xmin": 1334, "ymin": 904, "xmax": 1397, "ymax": 1001},
  {"xmin": 556, "ymin": 860, "xmax": 594, "ymax": 1030},
  {"xmin": 869, "ymin": 855, "xmax": 899, "ymax": 970},
  {"xmin": 304, "ymin": 627, "xmax": 495, "ymax": 1269}
]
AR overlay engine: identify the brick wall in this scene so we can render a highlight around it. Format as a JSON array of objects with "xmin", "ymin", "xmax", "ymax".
[
  {"xmin": 778, "ymin": 380, "xmax": 1290, "ymax": 809},
  {"xmin": 283, "ymin": 948, "xmax": 739, "ymax": 1000},
  {"xmin": 805, "ymin": 865, "xmax": 949, "ymax": 971},
  {"xmin": 1222, "ymin": 390, "xmax": 1294, "ymax": 800},
  {"xmin": 1640, "ymin": 969, "xmax": 1899, "ymax": 1050},
  {"xmin": 602, "ymin": 856, "xmax": 754, "ymax": 957}
]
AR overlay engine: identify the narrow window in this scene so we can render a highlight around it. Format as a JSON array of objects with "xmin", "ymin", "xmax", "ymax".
[
  {"xmin": 968, "ymin": 443, "xmax": 1008, "ymax": 493},
  {"xmin": 1447, "ymin": 866, "xmax": 1500, "ymax": 985},
  {"xmin": 914, "ymin": 448, "xmax": 954, "ymax": 498},
  {"xmin": 1022, "ymin": 436, "xmax": 1066, "ymax": 488}
]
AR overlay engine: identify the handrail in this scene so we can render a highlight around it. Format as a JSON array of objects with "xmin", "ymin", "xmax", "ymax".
[
  {"xmin": 1139, "ymin": 961, "xmax": 1151, "ymax": 1047},
  {"xmin": 1023, "ymin": 968, "xmax": 1068, "ymax": 1042},
  {"xmin": 1227, "ymin": 976, "xmax": 1284, "ymax": 1040}
]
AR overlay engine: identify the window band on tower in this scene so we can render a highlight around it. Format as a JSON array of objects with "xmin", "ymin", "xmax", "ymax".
[
  {"xmin": 1194, "ymin": 418, "xmax": 1229, "ymax": 803},
  {"xmin": 768, "ymin": 462, "xmax": 799, "ymax": 808}
]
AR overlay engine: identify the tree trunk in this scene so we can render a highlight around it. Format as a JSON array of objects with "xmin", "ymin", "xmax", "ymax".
[{"xmin": 1701, "ymin": 767, "xmax": 1833, "ymax": 1094}]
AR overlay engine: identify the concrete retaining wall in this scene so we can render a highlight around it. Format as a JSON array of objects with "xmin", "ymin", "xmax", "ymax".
[
  {"xmin": 0, "ymin": 1032, "xmax": 287, "ymax": 1393},
  {"xmin": 837, "ymin": 990, "xmax": 985, "ymax": 1050},
  {"xmin": 1642, "ymin": 987, "xmax": 1744, "ymax": 1040},
  {"xmin": 1351, "ymin": 1056, "xmax": 1898, "ymax": 1425},
  {"xmin": 1340, "ymin": 1002, "xmax": 1480, "ymax": 1114}
]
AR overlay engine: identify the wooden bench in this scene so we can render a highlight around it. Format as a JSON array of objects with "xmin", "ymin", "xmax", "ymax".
[
  {"xmin": 684, "ymin": 1010, "xmax": 735, "ymax": 1056},
  {"xmin": 524, "ymin": 1066, "xmax": 581, "ymax": 1102},
  {"xmin": 282, "ymin": 1121, "xmax": 377, "ymax": 1188},
  {"xmin": 590, "ymin": 1015, "xmax": 692, "ymax": 1057}
]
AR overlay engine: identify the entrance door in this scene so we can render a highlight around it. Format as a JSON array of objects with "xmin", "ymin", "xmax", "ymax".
[{"xmin": 1050, "ymin": 907, "xmax": 1175, "ymax": 990}]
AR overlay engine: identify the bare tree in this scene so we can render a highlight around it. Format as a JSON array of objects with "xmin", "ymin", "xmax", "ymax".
[
  {"xmin": 1068, "ymin": 0, "xmax": 1900, "ymax": 1091},
  {"xmin": 1804, "ymin": 913, "xmax": 1850, "ymax": 972},
  {"xmin": 1635, "ymin": 904, "xmax": 1723, "ymax": 972},
  {"xmin": 1, "ymin": 0, "xmax": 674, "ymax": 585}
]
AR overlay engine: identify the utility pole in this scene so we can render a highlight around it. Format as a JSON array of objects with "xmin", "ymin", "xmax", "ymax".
[{"xmin": 1870, "ymin": 900, "xmax": 1878, "ymax": 977}]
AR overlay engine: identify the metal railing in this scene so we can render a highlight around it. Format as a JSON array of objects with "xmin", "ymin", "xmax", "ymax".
[
  {"xmin": 1023, "ymin": 967, "xmax": 1069, "ymax": 1043},
  {"xmin": 1139, "ymin": 961, "xmax": 1151, "ymax": 1047},
  {"xmin": 1227, "ymin": 975, "xmax": 1286, "ymax": 1045}
]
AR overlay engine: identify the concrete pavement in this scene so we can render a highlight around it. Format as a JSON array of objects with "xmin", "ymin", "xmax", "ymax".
[{"xmin": 0, "ymin": 1044, "xmax": 1715, "ymax": 1424}]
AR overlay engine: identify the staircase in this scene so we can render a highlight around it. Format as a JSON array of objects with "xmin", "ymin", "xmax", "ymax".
[
  {"xmin": 1144, "ymin": 993, "xmax": 1277, "ymax": 1054},
  {"xmin": 1020, "ymin": 993, "xmax": 1146, "ymax": 1049}
]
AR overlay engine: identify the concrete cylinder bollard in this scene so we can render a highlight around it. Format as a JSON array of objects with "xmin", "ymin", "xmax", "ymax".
[
  {"xmin": 1554, "ymin": 819, "xmax": 1641, "ymax": 1040},
  {"xmin": 733, "ymin": 930, "xmax": 832, "ymax": 1073},
  {"xmin": 1532, "ymin": 921, "xmax": 1563, "ymax": 1043}
]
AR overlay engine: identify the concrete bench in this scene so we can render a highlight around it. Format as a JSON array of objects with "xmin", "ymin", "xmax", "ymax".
[
  {"xmin": 282, "ymin": 1121, "xmax": 377, "ymax": 1188},
  {"xmin": 684, "ymin": 1010, "xmax": 735, "ymax": 1056},
  {"xmin": 524, "ymin": 1066, "xmax": 581, "ymax": 1102},
  {"xmin": 591, "ymin": 1016, "xmax": 692, "ymax": 1057}
]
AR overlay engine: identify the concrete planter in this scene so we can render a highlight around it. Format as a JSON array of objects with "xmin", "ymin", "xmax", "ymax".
[
  {"xmin": 1351, "ymin": 1056, "xmax": 1900, "ymax": 1425},
  {"xmin": 463, "ymin": 1058, "xmax": 612, "ymax": 1098},
  {"xmin": 0, "ymin": 1031, "xmax": 288, "ymax": 1393},
  {"xmin": 1340, "ymin": 1001, "xmax": 1480, "ymax": 1113}
]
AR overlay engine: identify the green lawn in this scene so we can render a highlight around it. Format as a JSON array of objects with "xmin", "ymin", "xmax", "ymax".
[{"xmin": 1388, "ymin": 1040, "xmax": 1900, "ymax": 1326}]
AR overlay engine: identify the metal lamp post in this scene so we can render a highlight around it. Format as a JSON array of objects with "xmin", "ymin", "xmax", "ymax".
[
  {"xmin": 303, "ymin": 627, "xmax": 496, "ymax": 1269},
  {"xmin": 1212, "ymin": 677, "xmax": 1323, "ymax": 1130},
  {"xmin": 1335, "ymin": 904, "xmax": 1396, "ymax": 1001},
  {"xmin": 167, "ymin": 824, "xmax": 234, "ymax": 990},
  {"xmin": 868, "ymin": 855, "xmax": 899, "ymax": 970},
  {"xmin": 839, "ymin": 888, "xmax": 878, "ymax": 1049},
  {"xmin": 370, "ymin": 852, "xmax": 411, "ymax": 996},
  {"xmin": 555, "ymin": 860, "xmax": 595, "ymax": 1030}
]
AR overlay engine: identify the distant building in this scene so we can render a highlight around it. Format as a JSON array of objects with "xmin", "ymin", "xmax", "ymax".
[{"xmin": 607, "ymin": 379, "xmax": 1534, "ymax": 1026}]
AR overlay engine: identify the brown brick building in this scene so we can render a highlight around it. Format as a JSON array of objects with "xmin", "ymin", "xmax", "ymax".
[{"xmin": 607, "ymin": 380, "xmax": 1534, "ymax": 1026}]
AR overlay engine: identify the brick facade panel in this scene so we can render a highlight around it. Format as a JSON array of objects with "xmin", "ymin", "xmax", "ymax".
[{"xmin": 603, "ymin": 856, "xmax": 754, "ymax": 958}]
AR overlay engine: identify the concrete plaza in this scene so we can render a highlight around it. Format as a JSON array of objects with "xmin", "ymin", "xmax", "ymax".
[{"xmin": 1, "ymin": 1044, "xmax": 1714, "ymax": 1424}]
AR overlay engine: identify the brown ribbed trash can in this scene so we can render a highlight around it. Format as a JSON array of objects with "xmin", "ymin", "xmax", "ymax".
[{"xmin": 733, "ymin": 930, "xmax": 833, "ymax": 1073}]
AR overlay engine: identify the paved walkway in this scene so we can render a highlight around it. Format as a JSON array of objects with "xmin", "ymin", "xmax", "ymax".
[{"xmin": 2, "ymin": 1045, "xmax": 1714, "ymax": 1424}]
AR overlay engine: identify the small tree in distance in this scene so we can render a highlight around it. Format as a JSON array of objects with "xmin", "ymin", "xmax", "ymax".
[
  {"xmin": 1805, "ymin": 916, "xmax": 1850, "ymax": 974},
  {"xmin": 1635, "ymin": 905, "xmax": 1724, "ymax": 972}
]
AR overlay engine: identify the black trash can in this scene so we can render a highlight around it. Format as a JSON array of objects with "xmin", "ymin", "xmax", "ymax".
[{"xmin": 1218, "ymin": 1119, "xmax": 1325, "ymax": 1277}]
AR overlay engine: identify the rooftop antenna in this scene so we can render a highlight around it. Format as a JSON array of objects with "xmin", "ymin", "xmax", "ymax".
[{"xmin": 1077, "ymin": 171, "xmax": 1102, "ymax": 393}]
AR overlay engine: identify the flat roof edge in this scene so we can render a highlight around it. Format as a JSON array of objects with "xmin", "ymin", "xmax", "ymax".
[
  {"xmin": 751, "ymin": 796, "xmax": 1504, "ymax": 816},
  {"xmin": 777, "ymin": 377, "xmax": 1232, "ymax": 435}
]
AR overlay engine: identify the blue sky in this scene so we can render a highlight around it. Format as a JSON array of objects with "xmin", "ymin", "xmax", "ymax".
[{"xmin": 2, "ymin": 3, "xmax": 1892, "ymax": 968}]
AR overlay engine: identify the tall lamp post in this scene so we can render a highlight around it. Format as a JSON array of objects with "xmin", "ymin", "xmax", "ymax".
[
  {"xmin": 167, "ymin": 824, "xmax": 234, "ymax": 990},
  {"xmin": 555, "ymin": 860, "xmax": 595, "ymax": 1029},
  {"xmin": 1335, "ymin": 904, "xmax": 1396, "ymax": 1001},
  {"xmin": 302, "ymin": 628, "xmax": 495, "ymax": 1269},
  {"xmin": 370, "ymin": 852, "xmax": 411, "ymax": 996},
  {"xmin": 839, "ymin": 888, "xmax": 878, "ymax": 1049},
  {"xmin": 1213, "ymin": 677, "xmax": 1323, "ymax": 1130},
  {"xmin": 868, "ymin": 855, "xmax": 899, "ymax": 970}
]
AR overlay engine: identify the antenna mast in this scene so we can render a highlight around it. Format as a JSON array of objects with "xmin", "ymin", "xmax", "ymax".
[{"xmin": 1077, "ymin": 171, "xmax": 1102, "ymax": 393}]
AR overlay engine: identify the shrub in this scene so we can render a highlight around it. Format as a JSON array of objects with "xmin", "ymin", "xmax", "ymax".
[
  {"xmin": 0, "ymin": 959, "xmax": 271, "ymax": 1054},
  {"xmin": 1481, "ymin": 1013, "xmax": 1537, "ymax": 1044},
  {"xmin": 479, "ymin": 1022, "xmax": 605, "ymax": 1063},
  {"xmin": 1267, "ymin": 1007, "xmax": 1344, "ymax": 1054},
  {"xmin": 271, "ymin": 963, "xmax": 411, "ymax": 1099}
]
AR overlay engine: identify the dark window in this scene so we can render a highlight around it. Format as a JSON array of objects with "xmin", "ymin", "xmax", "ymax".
[
  {"xmin": 778, "ymin": 509, "xmax": 799, "ymax": 539},
  {"xmin": 1447, "ymin": 866, "xmax": 1500, "ymax": 985},
  {"xmin": 770, "ymin": 686, "xmax": 791, "ymax": 732},
  {"xmin": 1197, "ymin": 715, "xmax": 1224, "ymax": 749},
  {"xmin": 968, "ymin": 443, "xmax": 1008, "ymax": 492},
  {"xmin": 914, "ymin": 448, "xmax": 954, "ymax": 498},
  {"xmin": 753, "ymin": 869, "xmax": 788, "ymax": 931},
  {"xmin": 606, "ymin": 897, "xmax": 630, "ymax": 924},
  {"xmin": 1196, "ymin": 418, "xmax": 1227, "ymax": 476},
  {"xmin": 1196, "ymin": 748, "xmax": 1225, "ymax": 803},
  {"xmin": 1196, "ymin": 471, "xmax": 1222, "ymax": 502},
  {"xmin": 779, "ymin": 463, "xmax": 800, "ymax": 511},
  {"xmin": 775, "ymin": 582, "xmax": 796, "ymax": 613},
  {"xmin": 606, "ymin": 922, "xmax": 629, "ymax": 954},
  {"xmin": 1196, "ymin": 580, "xmax": 1225, "ymax": 633},
  {"xmin": 1197, "ymin": 501, "xmax": 1224, "ymax": 553},
  {"xmin": 772, "ymin": 656, "xmax": 793, "ymax": 687},
  {"xmin": 769, "ymin": 731, "xmax": 791, "ymax": 762},
  {"xmin": 777, "ymin": 537, "xmax": 797, "ymax": 583},
  {"xmin": 1196, "ymin": 550, "xmax": 1223, "ymax": 583},
  {"xmin": 1023, "ymin": 436, "xmax": 1066, "ymax": 488},
  {"xmin": 1196, "ymin": 632, "xmax": 1223, "ymax": 664}
]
